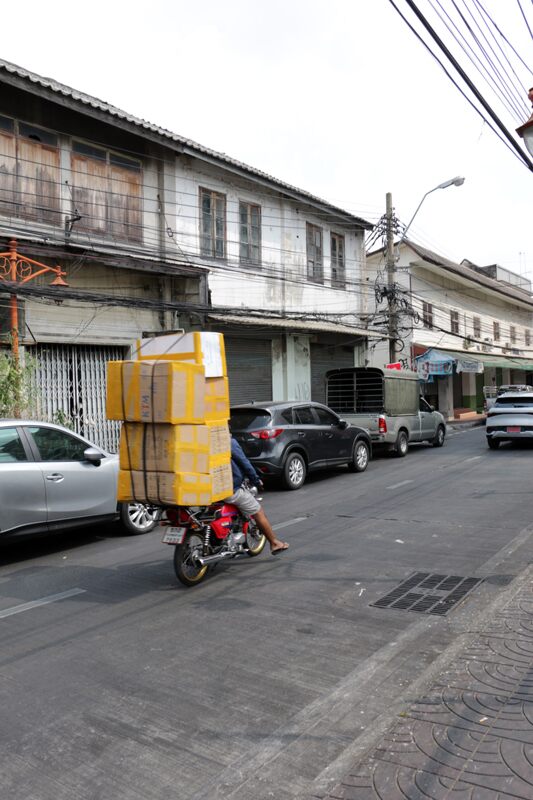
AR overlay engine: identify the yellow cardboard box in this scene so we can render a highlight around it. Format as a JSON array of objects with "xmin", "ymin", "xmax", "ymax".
[
  {"xmin": 119, "ymin": 422, "xmax": 231, "ymax": 473},
  {"xmin": 137, "ymin": 331, "xmax": 227, "ymax": 378},
  {"xmin": 118, "ymin": 462, "xmax": 233, "ymax": 506},
  {"xmin": 107, "ymin": 360, "xmax": 205, "ymax": 423},
  {"xmin": 204, "ymin": 377, "xmax": 230, "ymax": 422}
]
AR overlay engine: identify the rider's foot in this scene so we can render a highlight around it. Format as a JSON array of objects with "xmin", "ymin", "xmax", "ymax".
[{"xmin": 271, "ymin": 541, "xmax": 289, "ymax": 555}]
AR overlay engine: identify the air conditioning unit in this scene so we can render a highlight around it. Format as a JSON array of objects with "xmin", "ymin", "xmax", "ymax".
[{"xmin": 484, "ymin": 337, "xmax": 493, "ymax": 344}]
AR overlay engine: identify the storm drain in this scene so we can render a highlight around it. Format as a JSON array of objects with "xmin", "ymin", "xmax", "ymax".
[{"xmin": 370, "ymin": 572, "xmax": 483, "ymax": 616}]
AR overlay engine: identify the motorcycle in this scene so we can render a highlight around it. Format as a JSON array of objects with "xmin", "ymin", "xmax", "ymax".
[{"xmin": 160, "ymin": 483, "xmax": 266, "ymax": 587}]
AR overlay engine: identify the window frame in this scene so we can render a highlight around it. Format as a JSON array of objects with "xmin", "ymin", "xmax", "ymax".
[
  {"xmin": 330, "ymin": 232, "xmax": 346, "ymax": 289},
  {"xmin": 450, "ymin": 310, "xmax": 459, "ymax": 334},
  {"xmin": 25, "ymin": 425, "xmax": 90, "ymax": 462},
  {"xmin": 493, "ymin": 321, "xmax": 500, "ymax": 342},
  {"xmin": 306, "ymin": 223, "xmax": 324, "ymax": 284},
  {"xmin": 525, "ymin": 329, "xmax": 531, "ymax": 348},
  {"xmin": 510, "ymin": 325, "xmax": 517, "ymax": 345},
  {"xmin": 422, "ymin": 302, "xmax": 433, "ymax": 329},
  {"xmin": 199, "ymin": 187, "xmax": 226, "ymax": 260},
  {"xmin": 239, "ymin": 200, "xmax": 261, "ymax": 266},
  {"xmin": 473, "ymin": 316, "xmax": 481, "ymax": 338}
]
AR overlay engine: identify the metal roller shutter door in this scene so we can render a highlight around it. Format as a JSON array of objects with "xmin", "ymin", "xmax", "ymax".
[
  {"xmin": 225, "ymin": 337, "xmax": 273, "ymax": 405},
  {"xmin": 311, "ymin": 343, "xmax": 354, "ymax": 404}
]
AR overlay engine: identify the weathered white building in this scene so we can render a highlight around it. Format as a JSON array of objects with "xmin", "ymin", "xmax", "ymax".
[
  {"xmin": 366, "ymin": 240, "xmax": 533, "ymax": 419},
  {"xmin": 0, "ymin": 58, "xmax": 375, "ymax": 445}
]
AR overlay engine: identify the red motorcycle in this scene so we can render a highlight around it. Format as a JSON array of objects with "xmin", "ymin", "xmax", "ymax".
[{"xmin": 161, "ymin": 484, "xmax": 266, "ymax": 587}]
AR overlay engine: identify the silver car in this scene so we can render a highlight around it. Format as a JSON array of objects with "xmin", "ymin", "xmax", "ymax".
[
  {"xmin": 0, "ymin": 420, "xmax": 159, "ymax": 537},
  {"xmin": 486, "ymin": 392, "xmax": 533, "ymax": 449}
]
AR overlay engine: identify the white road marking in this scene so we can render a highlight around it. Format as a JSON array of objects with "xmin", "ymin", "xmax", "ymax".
[
  {"xmin": 386, "ymin": 479, "xmax": 414, "ymax": 490},
  {"xmin": 0, "ymin": 588, "xmax": 86, "ymax": 620},
  {"xmin": 273, "ymin": 517, "xmax": 307, "ymax": 531},
  {"xmin": 464, "ymin": 455, "xmax": 482, "ymax": 462}
]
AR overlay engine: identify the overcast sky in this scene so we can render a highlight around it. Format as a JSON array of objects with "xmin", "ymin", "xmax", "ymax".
[{"xmin": 1, "ymin": 0, "xmax": 531, "ymax": 276}]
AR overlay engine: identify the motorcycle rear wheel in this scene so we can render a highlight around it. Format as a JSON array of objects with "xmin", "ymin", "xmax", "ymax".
[
  {"xmin": 245, "ymin": 520, "xmax": 267, "ymax": 556},
  {"xmin": 174, "ymin": 532, "xmax": 208, "ymax": 587}
]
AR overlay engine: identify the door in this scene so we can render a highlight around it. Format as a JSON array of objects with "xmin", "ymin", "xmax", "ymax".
[
  {"xmin": 419, "ymin": 397, "xmax": 437, "ymax": 439},
  {"xmin": 292, "ymin": 405, "xmax": 324, "ymax": 466},
  {"xmin": 0, "ymin": 426, "xmax": 47, "ymax": 534},
  {"xmin": 25, "ymin": 425, "xmax": 117, "ymax": 525},
  {"xmin": 312, "ymin": 405, "xmax": 351, "ymax": 463},
  {"xmin": 224, "ymin": 337, "xmax": 273, "ymax": 405}
]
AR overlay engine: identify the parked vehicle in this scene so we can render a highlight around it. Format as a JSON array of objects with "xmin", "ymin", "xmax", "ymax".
[
  {"xmin": 0, "ymin": 420, "xmax": 160, "ymax": 538},
  {"xmin": 484, "ymin": 384, "xmax": 530, "ymax": 412},
  {"xmin": 486, "ymin": 392, "xmax": 533, "ymax": 448},
  {"xmin": 161, "ymin": 482, "xmax": 266, "ymax": 587},
  {"xmin": 325, "ymin": 367, "xmax": 446, "ymax": 457},
  {"xmin": 229, "ymin": 401, "xmax": 371, "ymax": 490}
]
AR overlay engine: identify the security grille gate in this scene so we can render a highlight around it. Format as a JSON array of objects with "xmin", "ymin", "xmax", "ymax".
[
  {"xmin": 30, "ymin": 344, "xmax": 125, "ymax": 452},
  {"xmin": 311, "ymin": 343, "xmax": 354, "ymax": 404},
  {"xmin": 224, "ymin": 337, "xmax": 273, "ymax": 405}
]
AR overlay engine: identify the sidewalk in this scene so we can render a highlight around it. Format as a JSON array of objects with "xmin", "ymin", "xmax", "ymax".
[{"xmin": 315, "ymin": 569, "xmax": 533, "ymax": 800}]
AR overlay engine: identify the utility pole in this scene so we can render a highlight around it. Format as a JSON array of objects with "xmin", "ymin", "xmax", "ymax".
[{"xmin": 385, "ymin": 192, "xmax": 397, "ymax": 363}]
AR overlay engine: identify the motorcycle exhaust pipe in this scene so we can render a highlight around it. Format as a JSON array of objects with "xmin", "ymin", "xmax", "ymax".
[{"xmin": 195, "ymin": 550, "xmax": 237, "ymax": 566}]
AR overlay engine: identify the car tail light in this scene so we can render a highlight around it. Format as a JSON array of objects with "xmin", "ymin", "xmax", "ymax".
[
  {"xmin": 378, "ymin": 416, "xmax": 387, "ymax": 434},
  {"xmin": 251, "ymin": 428, "xmax": 283, "ymax": 440}
]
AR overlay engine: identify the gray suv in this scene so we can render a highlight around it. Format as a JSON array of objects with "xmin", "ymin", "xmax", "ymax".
[{"xmin": 229, "ymin": 401, "xmax": 372, "ymax": 490}]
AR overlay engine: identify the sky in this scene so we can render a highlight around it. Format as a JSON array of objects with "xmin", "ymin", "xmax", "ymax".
[{"xmin": 1, "ymin": 0, "xmax": 531, "ymax": 277}]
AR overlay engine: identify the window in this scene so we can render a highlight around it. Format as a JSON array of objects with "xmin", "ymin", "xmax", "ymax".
[
  {"xmin": 28, "ymin": 426, "xmax": 88, "ymax": 461},
  {"xmin": 419, "ymin": 398, "xmax": 433, "ymax": 413},
  {"xmin": 330, "ymin": 233, "xmax": 345, "ymax": 289},
  {"xmin": 314, "ymin": 407, "xmax": 339, "ymax": 425},
  {"xmin": 239, "ymin": 201, "xmax": 261, "ymax": 265},
  {"xmin": 71, "ymin": 141, "xmax": 142, "ymax": 242},
  {"xmin": 525, "ymin": 330, "xmax": 531, "ymax": 347},
  {"xmin": 294, "ymin": 406, "xmax": 315, "ymax": 424},
  {"xmin": 422, "ymin": 302, "xmax": 433, "ymax": 329},
  {"xmin": 450, "ymin": 310, "xmax": 459, "ymax": 334},
  {"xmin": 473, "ymin": 316, "xmax": 481, "ymax": 338},
  {"xmin": 200, "ymin": 188, "xmax": 226, "ymax": 259},
  {"xmin": 493, "ymin": 321, "xmax": 500, "ymax": 342},
  {"xmin": 0, "ymin": 115, "xmax": 60, "ymax": 223},
  {"xmin": 306, "ymin": 223, "xmax": 323, "ymax": 284},
  {"xmin": 280, "ymin": 409, "xmax": 294, "ymax": 424},
  {"xmin": 0, "ymin": 428, "xmax": 27, "ymax": 463},
  {"xmin": 510, "ymin": 325, "xmax": 517, "ymax": 344}
]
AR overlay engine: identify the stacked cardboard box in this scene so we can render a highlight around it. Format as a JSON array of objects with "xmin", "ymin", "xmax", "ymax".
[{"xmin": 107, "ymin": 332, "xmax": 232, "ymax": 506}]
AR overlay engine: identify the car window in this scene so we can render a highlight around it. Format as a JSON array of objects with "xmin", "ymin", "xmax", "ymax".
[
  {"xmin": 294, "ymin": 407, "xmax": 315, "ymax": 425},
  {"xmin": 280, "ymin": 408, "xmax": 293, "ymax": 424},
  {"xmin": 27, "ymin": 426, "xmax": 89, "ymax": 461},
  {"xmin": 229, "ymin": 410, "xmax": 272, "ymax": 431},
  {"xmin": 314, "ymin": 407, "xmax": 338, "ymax": 425},
  {"xmin": 419, "ymin": 398, "xmax": 433, "ymax": 413},
  {"xmin": 0, "ymin": 427, "xmax": 28, "ymax": 463},
  {"xmin": 494, "ymin": 396, "xmax": 533, "ymax": 407}
]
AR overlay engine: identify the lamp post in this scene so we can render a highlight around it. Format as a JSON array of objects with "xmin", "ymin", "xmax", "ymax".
[
  {"xmin": 0, "ymin": 238, "xmax": 68, "ymax": 359},
  {"xmin": 516, "ymin": 87, "xmax": 533, "ymax": 161},
  {"xmin": 386, "ymin": 176, "xmax": 465, "ymax": 363}
]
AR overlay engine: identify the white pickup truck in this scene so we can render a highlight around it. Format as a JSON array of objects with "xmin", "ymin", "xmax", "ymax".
[{"xmin": 325, "ymin": 367, "xmax": 447, "ymax": 456}]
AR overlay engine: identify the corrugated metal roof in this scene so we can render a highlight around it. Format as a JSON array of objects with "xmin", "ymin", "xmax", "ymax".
[
  {"xmin": 0, "ymin": 58, "xmax": 372, "ymax": 229},
  {"xmin": 368, "ymin": 239, "xmax": 533, "ymax": 307},
  {"xmin": 208, "ymin": 313, "xmax": 382, "ymax": 338}
]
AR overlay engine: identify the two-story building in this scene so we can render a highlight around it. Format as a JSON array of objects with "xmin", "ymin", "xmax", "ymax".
[
  {"xmin": 366, "ymin": 240, "xmax": 533, "ymax": 419},
  {"xmin": 0, "ymin": 58, "xmax": 375, "ymax": 446}
]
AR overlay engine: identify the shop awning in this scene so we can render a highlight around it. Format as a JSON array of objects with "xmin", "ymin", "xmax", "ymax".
[
  {"xmin": 415, "ymin": 347, "xmax": 533, "ymax": 376},
  {"xmin": 208, "ymin": 314, "xmax": 383, "ymax": 338}
]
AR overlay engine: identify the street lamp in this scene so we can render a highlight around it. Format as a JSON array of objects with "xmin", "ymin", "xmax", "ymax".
[
  {"xmin": 516, "ymin": 87, "xmax": 533, "ymax": 160},
  {"xmin": 400, "ymin": 176, "xmax": 465, "ymax": 242},
  {"xmin": 0, "ymin": 238, "xmax": 68, "ymax": 359}
]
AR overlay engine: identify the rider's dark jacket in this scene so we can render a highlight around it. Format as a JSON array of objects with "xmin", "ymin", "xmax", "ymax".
[{"xmin": 230, "ymin": 438, "xmax": 261, "ymax": 492}]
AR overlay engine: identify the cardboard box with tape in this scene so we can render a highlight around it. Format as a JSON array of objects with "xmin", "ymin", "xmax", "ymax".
[
  {"xmin": 119, "ymin": 422, "xmax": 231, "ymax": 473},
  {"xmin": 136, "ymin": 331, "xmax": 227, "ymax": 378},
  {"xmin": 118, "ymin": 462, "xmax": 233, "ymax": 506}
]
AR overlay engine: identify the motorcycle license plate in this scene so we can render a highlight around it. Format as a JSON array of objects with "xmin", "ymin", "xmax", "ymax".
[
  {"xmin": 507, "ymin": 426, "xmax": 521, "ymax": 432},
  {"xmin": 162, "ymin": 526, "xmax": 187, "ymax": 545}
]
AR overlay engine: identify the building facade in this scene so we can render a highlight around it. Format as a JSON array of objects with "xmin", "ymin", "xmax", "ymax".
[
  {"xmin": 0, "ymin": 59, "xmax": 374, "ymax": 446},
  {"xmin": 366, "ymin": 240, "xmax": 533, "ymax": 420}
]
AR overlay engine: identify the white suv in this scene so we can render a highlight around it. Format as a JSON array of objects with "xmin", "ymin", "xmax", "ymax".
[{"xmin": 486, "ymin": 392, "xmax": 533, "ymax": 449}]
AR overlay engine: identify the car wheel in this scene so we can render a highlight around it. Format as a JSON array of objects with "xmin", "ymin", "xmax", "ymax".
[
  {"xmin": 347, "ymin": 439, "xmax": 370, "ymax": 472},
  {"xmin": 394, "ymin": 430, "xmax": 409, "ymax": 457},
  {"xmin": 487, "ymin": 438, "xmax": 500, "ymax": 450},
  {"xmin": 119, "ymin": 502, "xmax": 161, "ymax": 535},
  {"xmin": 282, "ymin": 452, "xmax": 306, "ymax": 490},
  {"xmin": 432, "ymin": 425, "xmax": 445, "ymax": 448}
]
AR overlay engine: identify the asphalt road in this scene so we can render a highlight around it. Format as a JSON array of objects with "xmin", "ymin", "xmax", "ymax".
[{"xmin": 2, "ymin": 426, "xmax": 533, "ymax": 800}]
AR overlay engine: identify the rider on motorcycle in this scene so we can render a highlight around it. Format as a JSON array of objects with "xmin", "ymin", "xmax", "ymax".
[{"xmin": 225, "ymin": 438, "xmax": 289, "ymax": 555}]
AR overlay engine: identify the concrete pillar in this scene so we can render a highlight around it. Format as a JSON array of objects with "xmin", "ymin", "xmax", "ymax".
[
  {"xmin": 438, "ymin": 376, "xmax": 454, "ymax": 420},
  {"xmin": 461, "ymin": 372, "xmax": 477, "ymax": 409},
  {"xmin": 271, "ymin": 334, "xmax": 311, "ymax": 401},
  {"xmin": 502, "ymin": 368, "xmax": 511, "ymax": 384}
]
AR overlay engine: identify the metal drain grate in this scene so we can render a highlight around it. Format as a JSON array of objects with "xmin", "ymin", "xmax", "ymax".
[{"xmin": 370, "ymin": 572, "xmax": 483, "ymax": 616}]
